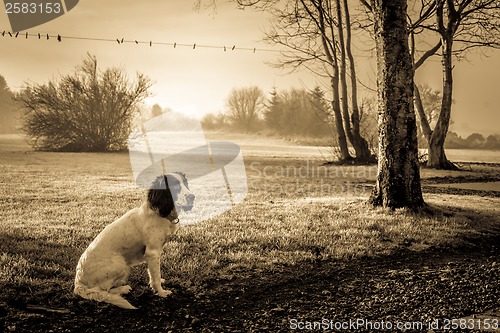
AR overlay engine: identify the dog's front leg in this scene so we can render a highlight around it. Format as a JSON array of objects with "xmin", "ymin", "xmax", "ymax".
[{"xmin": 144, "ymin": 248, "xmax": 171, "ymax": 297}]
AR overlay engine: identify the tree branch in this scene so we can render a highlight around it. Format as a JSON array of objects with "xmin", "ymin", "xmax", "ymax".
[{"xmin": 414, "ymin": 40, "xmax": 442, "ymax": 69}]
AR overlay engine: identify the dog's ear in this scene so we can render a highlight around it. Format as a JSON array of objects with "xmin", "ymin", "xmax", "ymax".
[
  {"xmin": 174, "ymin": 171, "xmax": 186, "ymax": 181},
  {"xmin": 174, "ymin": 171, "xmax": 188, "ymax": 187},
  {"xmin": 147, "ymin": 175, "xmax": 175, "ymax": 218}
]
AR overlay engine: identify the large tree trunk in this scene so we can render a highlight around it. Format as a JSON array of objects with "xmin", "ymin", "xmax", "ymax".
[{"xmin": 369, "ymin": 0, "xmax": 425, "ymax": 209}]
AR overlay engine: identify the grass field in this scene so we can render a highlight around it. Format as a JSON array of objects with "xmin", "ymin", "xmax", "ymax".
[{"xmin": 0, "ymin": 134, "xmax": 499, "ymax": 331}]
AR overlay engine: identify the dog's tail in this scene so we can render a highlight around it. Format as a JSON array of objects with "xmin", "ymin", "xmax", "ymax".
[{"xmin": 74, "ymin": 282, "xmax": 137, "ymax": 310}]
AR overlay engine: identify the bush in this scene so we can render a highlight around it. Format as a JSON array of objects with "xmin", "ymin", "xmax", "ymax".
[{"xmin": 17, "ymin": 54, "xmax": 152, "ymax": 151}]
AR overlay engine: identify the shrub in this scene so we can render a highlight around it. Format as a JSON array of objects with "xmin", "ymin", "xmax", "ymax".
[{"xmin": 17, "ymin": 54, "xmax": 152, "ymax": 151}]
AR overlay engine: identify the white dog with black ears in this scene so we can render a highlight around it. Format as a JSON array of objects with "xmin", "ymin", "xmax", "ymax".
[{"xmin": 74, "ymin": 173, "xmax": 195, "ymax": 309}]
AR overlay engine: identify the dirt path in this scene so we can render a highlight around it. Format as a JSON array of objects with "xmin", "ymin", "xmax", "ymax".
[{"xmin": 2, "ymin": 236, "xmax": 498, "ymax": 333}]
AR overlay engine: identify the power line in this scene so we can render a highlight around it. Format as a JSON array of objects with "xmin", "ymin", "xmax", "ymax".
[
  {"xmin": 0, "ymin": 30, "xmax": 281, "ymax": 53},
  {"xmin": 0, "ymin": 30, "xmax": 441, "ymax": 62}
]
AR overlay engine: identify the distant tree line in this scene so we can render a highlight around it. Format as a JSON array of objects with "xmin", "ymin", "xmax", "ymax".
[
  {"xmin": 266, "ymin": 87, "xmax": 332, "ymax": 137},
  {"xmin": 202, "ymin": 84, "xmax": 500, "ymax": 152},
  {"xmin": 2, "ymin": 55, "xmax": 498, "ymax": 153},
  {"xmin": 201, "ymin": 84, "xmax": 378, "ymax": 154},
  {"xmin": 446, "ymin": 132, "xmax": 500, "ymax": 150},
  {"xmin": 201, "ymin": 85, "xmax": 340, "ymax": 140}
]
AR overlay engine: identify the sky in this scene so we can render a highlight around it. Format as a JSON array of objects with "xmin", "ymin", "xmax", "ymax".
[{"xmin": 0, "ymin": 0, "xmax": 498, "ymax": 136}]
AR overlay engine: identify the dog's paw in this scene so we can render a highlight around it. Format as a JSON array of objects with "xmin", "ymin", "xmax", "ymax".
[
  {"xmin": 121, "ymin": 285, "xmax": 132, "ymax": 294},
  {"xmin": 155, "ymin": 288, "xmax": 172, "ymax": 298},
  {"xmin": 110, "ymin": 285, "xmax": 132, "ymax": 295}
]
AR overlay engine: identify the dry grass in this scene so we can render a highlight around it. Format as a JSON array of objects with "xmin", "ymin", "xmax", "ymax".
[{"xmin": 0, "ymin": 149, "xmax": 499, "ymax": 298}]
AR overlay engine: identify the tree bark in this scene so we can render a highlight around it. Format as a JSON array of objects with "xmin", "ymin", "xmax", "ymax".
[{"xmin": 369, "ymin": 0, "xmax": 425, "ymax": 209}]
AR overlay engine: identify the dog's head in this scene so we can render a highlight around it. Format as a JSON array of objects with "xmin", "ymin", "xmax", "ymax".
[{"xmin": 147, "ymin": 173, "xmax": 195, "ymax": 219}]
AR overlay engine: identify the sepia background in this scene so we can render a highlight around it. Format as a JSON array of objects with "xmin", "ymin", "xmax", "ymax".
[{"xmin": 1, "ymin": 1, "xmax": 499, "ymax": 332}]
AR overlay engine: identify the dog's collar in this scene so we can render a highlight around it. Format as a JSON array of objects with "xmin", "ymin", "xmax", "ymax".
[
  {"xmin": 166, "ymin": 211, "xmax": 180, "ymax": 224},
  {"xmin": 167, "ymin": 215, "xmax": 180, "ymax": 224}
]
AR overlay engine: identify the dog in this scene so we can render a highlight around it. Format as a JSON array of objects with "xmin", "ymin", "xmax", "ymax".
[{"xmin": 74, "ymin": 173, "xmax": 195, "ymax": 309}]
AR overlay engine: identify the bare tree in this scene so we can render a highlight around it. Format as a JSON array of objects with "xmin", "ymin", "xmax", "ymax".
[
  {"xmin": 17, "ymin": 54, "xmax": 151, "ymax": 151},
  {"xmin": 340, "ymin": 0, "xmax": 373, "ymax": 161},
  {"xmin": 238, "ymin": 0, "xmax": 375, "ymax": 162},
  {"xmin": 226, "ymin": 86, "xmax": 265, "ymax": 131},
  {"xmin": 334, "ymin": 0, "xmax": 373, "ymax": 161},
  {"xmin": 367, "ymin": 0, "xmax": 425, "ymax": 208},
  {"xmin": 409, "ymin": 0, "xmax": 500, "ymax": 169}
]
